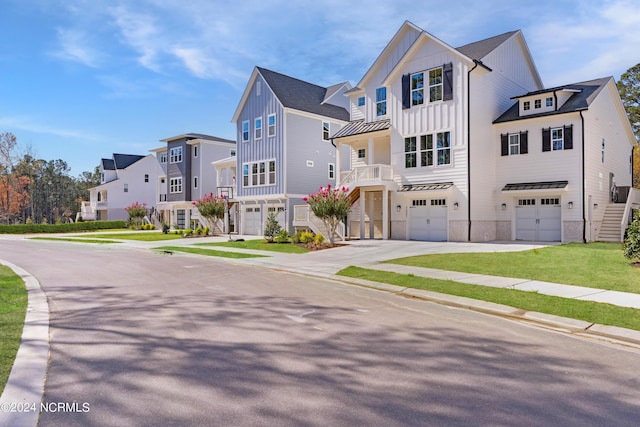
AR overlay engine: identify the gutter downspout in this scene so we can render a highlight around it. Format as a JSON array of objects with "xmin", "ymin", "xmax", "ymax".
[
  {"xmin": 580, "ymin": 110, "xmax": 586, "ymax": 243},
  {"xmin": 467, "ymin": 59, "xmax": 492, "ymax": 241}
]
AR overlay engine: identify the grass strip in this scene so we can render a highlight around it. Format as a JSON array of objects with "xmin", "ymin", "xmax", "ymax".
[
  {"xmin": 0, "ymin": 265, "xmax": 27, "ymax": 395},
  {"xmin": 87, "ymin": 232, "xmax": 184, "ymax": 242},
  {"xmin": 385, "ymin": 242, "xmax": 640, "ymax": 294},
  {"xmin": 30, "ymin": 237, "xmax": 120, "ymax": 244},
  {"xmin": 337, "ymin": 266, "xmax": 640, "ymax": 331},
  {"xmin": 156, "ymin": 246, "xmax": 269, "ymax": 258},
  {"xmin": 198, "ymin": 239, "xmax": 309, "ymax": 254}
]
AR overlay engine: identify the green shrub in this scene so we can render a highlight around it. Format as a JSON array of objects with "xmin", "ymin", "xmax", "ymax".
[
  {"xmin": 299, "ymin": 231, "xmax": 315, "ymax": 244},
  {"xmin": 263, "ymin": 212, "xmax": 282, "ymax": 243},
  {"xmin": 203, "ymin": 226, "xmax": 210, "ymax": 236},
  {"xmin": 291, "ymin": 231, "xmax": 302, "ymax": 244},
  {"xmin": 184, "ymin": 228, "xmax": 193, "ymax": 236},
  {"xmin": 162, "ymin": 223, "xmax": 170, "ymax": 234},
  {"xmin": 275, "ymin": 229, "xmax": 290, "ymax": 243},
  {"xmin": 624, "ymin": 210, "xmax": 640, "ymax": 262},
  {"xmin": 0, "ymin": 220, "xmax": 127, "ymax": 234},
  {"xmin": 195, "ymin": 227, "xmax": 203, "ymax": 235},
  {"xmin": 314, "ymin": 233, "xmax": 325, "ymax": 245}
]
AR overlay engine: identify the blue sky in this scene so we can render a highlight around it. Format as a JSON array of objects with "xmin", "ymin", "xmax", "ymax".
[{"xmin": 1, "ymin": 0, "xmax": 638, "ymax": 176}]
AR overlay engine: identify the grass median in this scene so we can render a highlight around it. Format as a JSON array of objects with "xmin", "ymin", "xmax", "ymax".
[
  {"xmin": 156, "ymin": 246, "xmax": 269, "ymax": 258},
  {"xmin": 385, "ymin": 242, "xmax": 640, "ymax": 294},
  {"xmin": 197, "ymin": 239, "xmax": 310, "ymax": 254},
  {"xmin": 0, "ymin": 265, "xmax": 27, "ymax": 395},
  {"xmin": 337, "ymin": 266, "xmax": 640, "ymax": 331}
]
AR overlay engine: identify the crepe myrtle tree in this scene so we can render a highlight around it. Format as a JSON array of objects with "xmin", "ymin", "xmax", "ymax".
[
  {"xmin": 304, "ymin": 184, "xmax": 351, "ymax": 244},
  {"xmin": 125, "ymin": 202, "xmax": 147, "ymax": 228},
  {"xmin": 193, "ymin": 193, "xmax": 226, "ymax": 234}
]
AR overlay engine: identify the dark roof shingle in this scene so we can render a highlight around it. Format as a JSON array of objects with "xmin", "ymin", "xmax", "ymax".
[
  {"xmin": 456, "ymin": 31, "xmax": 518, "ymax": 60},
  {"xmin": 113, "ymin": 154, "xmax": 145, "ymax": 170}
]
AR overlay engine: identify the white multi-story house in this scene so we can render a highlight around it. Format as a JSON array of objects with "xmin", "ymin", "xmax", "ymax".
[
  {"xmin": 331, "ymin": 21, "xmax": 636, "ymax": 243},
  {"xmin": 229, "ymin": 67, "xmax": 351, "ymax": 235},
  {"xmin": 82, "ymin": 153, "xmax": 162, "ymax": 221},
  {"xmin": 151, "ymin": 133, "xmax": 236, "ymax": 230}
]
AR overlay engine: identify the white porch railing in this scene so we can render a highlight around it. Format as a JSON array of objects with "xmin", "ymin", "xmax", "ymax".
[
  {"xmin": 621, "ymin": 187, "xmax": 640, "ymax": 241},
  {"xmin": 293, "ymin": 205, "xmax": 345, "ymax": 241},
  {"xmin": 339, "ymin": 164, "xmax": 394, "ymax": 189}
]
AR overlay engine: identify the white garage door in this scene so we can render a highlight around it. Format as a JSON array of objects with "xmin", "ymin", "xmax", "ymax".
[
  {"xmin": 408, "ymin": 199, "xmax": 448, "ymax": 241},
  {"xmin": 267, "ymin": 206, "xmax": 286, "ymax": 229},
  {"xmin": 515, "ymin": 198, "xmax": 561, "ymax": 241},
  {"xmin": 243, "ymin": 206, "xmax": 262, "ymax": 235}
]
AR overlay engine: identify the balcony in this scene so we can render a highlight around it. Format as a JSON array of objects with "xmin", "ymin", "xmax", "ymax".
[
  {"xmin": 217, "ymin": 186, "xmax": 236, "ymax": 199},
  {"xmin": 339, "ymin": 164, "xmax": 394, "ymax": 190}
]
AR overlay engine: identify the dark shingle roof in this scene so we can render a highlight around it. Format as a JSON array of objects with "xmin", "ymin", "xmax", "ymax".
[
  {"xmin": 101, "ymin": 158, "xmax": 115, "ymax": 170},
  {"xmin": 113, "ymin": 154, "xmax": 145, "ymax": 170},
  {"xmin": 257, "ymin": 67, "xmax": 350, "ymax": 121},
  {"xmin": 494, "ymin": 77, "xmax": 611, "ymax": 123},
  {"xmin": 162, "ymin": 133, "xmax": 235, "ymax": 144},
  {"xmin": 455, "ymin": 31, "xmax": 518, "ymax": 60}
]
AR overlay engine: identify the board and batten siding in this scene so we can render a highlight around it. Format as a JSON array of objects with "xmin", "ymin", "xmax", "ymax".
[
  {"xmin": 236, "ymin": 74, "xmax": 285, "ymax": 198},
  {"xmin": 285, "ymin": 112, "xmax": 339, "ymax": 195},
  {"xmin": 167, "ymin": 139, "xmax": 191, "ymax": 202}
]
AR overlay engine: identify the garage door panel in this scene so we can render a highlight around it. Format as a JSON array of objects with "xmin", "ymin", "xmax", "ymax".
[
  {"xmin": 515, "ymin": 199, "xmax": 561, "ymax": 242},
  {"xmin": 408, "ymin": 200, "xmax": 447, "ymax": 241},
  {"xmin": 244, "ymin": 207, "xmax": 261, "ymax": 235}
]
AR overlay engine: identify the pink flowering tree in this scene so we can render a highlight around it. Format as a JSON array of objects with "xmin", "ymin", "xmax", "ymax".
[
  {"xmin": 193, "ymin": 193, "xmax": 226, "ymax": 234},
  {"xmin": 125, "ymin": 202, "xmax": 147, "ymax": 228},
  {"xmin": 304, "ymin": 184, "xmax": 351, "ymax": 244}
]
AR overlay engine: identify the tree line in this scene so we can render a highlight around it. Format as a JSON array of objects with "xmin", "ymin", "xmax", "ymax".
[{"xmin": 0, "ymin": 132, "xmax": 100, "ymax": 224}]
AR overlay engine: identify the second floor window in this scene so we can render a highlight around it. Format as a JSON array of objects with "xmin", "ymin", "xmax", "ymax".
[
  {"xmin": 242, "ymin": 121, "xmax": 249, "ymax": 142},
  {"xmin": 255, "ymin": 117, "xmax": 262, "ymax": 140},
  {"xmin": 429, "ymin": 67, "xmax": 443, "ymax": 102},
  {"xmin": 170, "ymin": 177, "xmax": 183, "ymax": 193},
  {"xmin": 411, "ymin": 72, "xmax": 424, "ymax": 106},
  {"xmin": 268, "ymin": 114, "xmax": 276, "ymax": 137},
  {"xmin": 328, "ymin": 163, "xmax": 335, "ymax": 180},
  {"xmin": 323, "ymin": 122, "xmax": 330, "ymax": 141},
  {"xmin": 243, "ymin": 160, "xmax": 276, "ymax": 187},
  {"xmin": 193, "ymin": 145, "xmax": 198, "ymax": 158},
  {"xmin": 170, "ymin": 147, "xmax": 183, "ymax": 163},
  {"xmin": 159, "ymin": 152, "xmax": 167, "ymax": 163},
  {"xmin": 144, "ymin": 174, "xmax": 149, "ymax": 183},
  {"xmin": 376, "ymin": 87, "xmax": 387, "ymax": 116},
  {"xmin": 404, "ymin": 132, "xmax": 450, "ymax": 168}
]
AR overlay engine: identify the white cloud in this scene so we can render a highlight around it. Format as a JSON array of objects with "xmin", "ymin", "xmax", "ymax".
[
  {"xmin": 51, "ymin": 28, "xmax": 100, "ymax": 67},
  {"xmin": 0, "ymin": 115, "xmax": 102, "ymax": 141},
  {"xmin": 108, "ymin": 5, "xmax": 162, "ymax": 71}
]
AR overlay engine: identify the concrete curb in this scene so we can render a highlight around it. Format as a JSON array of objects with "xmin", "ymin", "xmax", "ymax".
[{"xmin": 0, "ymin": 261, "xmax": 49, "ymax": 427}]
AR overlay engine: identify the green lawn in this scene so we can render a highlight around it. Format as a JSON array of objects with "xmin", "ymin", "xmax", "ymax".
[
  {"xmin": 385, "ymin": 242, "xmax": 640, "ymax": 293},
  {"xmin": 337, "ymin": 266, "xmax": 640, "ymax": 331},
  {"xmin": 198, "ymin": 239, "xmax": 310, "ymax": 254},
  {"xmin": 156, "ymin": 246, "xmax": 269, "ymax": 258},
  {"xmin": 84, "ymin": 232, "xmax": 184, "ymax": 242},
  {"xmin": 0, "ymin": 265, "xmax": 27, "ymax": 395},
  {"xmin": 30, "ymin": 237, "xmax": 121, "ymax": 244}
]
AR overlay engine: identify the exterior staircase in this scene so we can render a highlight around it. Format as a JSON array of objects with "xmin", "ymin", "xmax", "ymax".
[{"xmin": 597, "ymin": 204, "xmax": 626, "ymax": 242}]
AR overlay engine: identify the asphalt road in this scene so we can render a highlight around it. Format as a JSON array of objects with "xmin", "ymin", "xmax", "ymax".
[{"xmin": 1, "ymin": 238, "xmax": 640, "ymax": 426}]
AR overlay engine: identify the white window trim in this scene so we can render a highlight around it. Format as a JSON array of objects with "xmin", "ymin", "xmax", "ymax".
[
  {"xmin": 159, "ymin": 152, "xmax": 167, "ymax": 163},
  {"xmin": 404, "ymin": 131, "xmax": 451, "ymax": 168},
  {"xmin": 322, "ymin": 121, "xmax": 330, "ymax": 141},
  {"xmin": 428, "ymin": 67, "xmax": 443, "ymax": 103},
  {"xmin": 551, "ymin": 127, "xmax": 564, "ymax": 150},
  {"xmin": 328, "ymin": 163, "xmax": 335, "ymax": 180},
  {"xmin": 194, "ymin": 176, "xmax": 198, "ymax": 189},
  {"xmin": 376, "ymin": 87, "xmax": 387, "ymax": 116},
  {"xmin": 170, "ymin": 177, "xmax": 183, "ymax": 193},
  {"xmin": 242, "ymin": 120, "xmax": 250, "ymax": 142},
  {"xmin": 193, "ymin": 144, "xmax": 199, "ymax": 158},
  {"xmin": 509, "ymin": 133, "xmax": 520, "ymax": 156},
  {"xmin": 242, "ymin": 159, "xmax": 276, "ymax": 187},
  {"xmin": 169, "ymin": 147, "xmax": 183, "ymax": 163},
  {"xmin": 268, "ymin": 114, "xmax": 276, "ymax": 137},
  {"xmin": 255, "ymin": 117, "xmax": 262, "ymax": 140},
  {"xmin": 410, "ymin": 72, "xmax": 424, "ymax": 106}
]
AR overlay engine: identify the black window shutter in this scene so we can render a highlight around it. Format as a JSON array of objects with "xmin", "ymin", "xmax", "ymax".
[
  {"xmin": 402, "ymin": 74, "xmax": 410, "ymax": 109},
  {"xmin": 443, "ymin": 62, "xmax": 453, "ymax": 101},
  {"xmin": 500, "ymin": 134, "xmax": 508, "ymax": 156},
  {"xmin": 542, "ymin": 128, "xmax": 551, "ymax": 152},
  {"xmin": 564, "ymin": 125, "xmax": 573, "ymax": 149},
  {"xmin": 520, "ymin": 131, "xmax": 528, "ymax": 154}
]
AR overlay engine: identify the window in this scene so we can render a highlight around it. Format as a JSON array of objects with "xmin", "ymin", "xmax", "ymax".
[
  {"xmin": 523, "ymin": 101, "xmax": 530, "ymax": 111},
  {"xmin": 268, "ymin": 114, "xmax": 276, "ymax": 137},
  {"xmin": 411, "ymin": 72, "xmax": 424, "ymax": 106},
  {"xmin": 251, "ymin": 163, "xmax": 258, "ymax": 185},
  {"xmin": 170, "ymin": 177, "xmax": 183, "ymax": 193},
  {"xmin": 509, "ymin": 134, "xmax": 520, "ymax": 155},
  {"xmin": 436, "ymin": 131, "xmax": 451, "ymax": 165},
  {"xmin": 500, "ymin": 131, "xmax": 528, "ymax": 156},
  {"xmin": 194, "ymin": 176, "xmax": 198, "ymax": 189},
  {"xmin": 193, "ymin": 145, "xmax": 198, "ymax": 158},
  {"xmin": 412, "ymin": 199, "xmax": 427, "ymax": 206},
  {"xmin": 170, "ymin": 147, "xmax": 183, "ymax": 163},
  {"xmin": 243, "ymin": 164, "xmax": 249, "ymax": 186},
  {"xmin": 429, "ymin": 67, "xmax": 443, "ymax": 102},
  {"xmin": 357, "ymin": 148, "xmax": 366, "ymax": 158},
  {"xmin": 542, "ymin": 125, "xmax": 572, "ymax": 152},
  {"xmin": 552, "ymin": 128, "xmax": 564, "ymax": 150},
  {"xmin": 357, "ymin": 96, "xmax": 365, "ymax": 107},
  {"xmin": 268, "ymin": 160, "xmax": 276, "ymax": 185},
  {"xmin": 255, "ymin": 117, "xmax": 262, "ymax": 140},
  {"xmin": 518, "ymin": 199, "xmax": 535, "ymax": 206},
  {"xmin": 546, "ymin": 97, "xmax": 553, "ymax": 107},
  {"xmin": 124, "ymin": 183, "xmax": 128, "ymax": 193},
  {"xmin": 419, "ymin": 135, "xmax": 432, "ymax": 167},
  {"xmin": 230, "ymin": 149, "xmax": 236, "ymax": 157},
  {"xmin": 328, "ymin": 163, "xmax": 335, "ymax": 180},
  {"xmin": 243, "ymin": 160, "xmax": 276, "ymax": 187},
  {"xmin": 376, "ymin": 87, "xmax": 387, "ymax": 116},
  {"xmin": 322, "ymin": 121, "xmax": 330, "ymax": 141},
  {"xmin": 541, "ymin": 198, "xmax": 559, "ymax": 205},
  {"xmin": 159, "ymin": 152, "xmax": 167, "ymax": 163},
  {"xmin": 242, "ymin": 121, "xmax": 249, "ymax": 142},
  {"xmin": 259, "ymin": 162, "xmax": 266, "ymax": 185},
  {"xmin": 431, "ymin": 199, "xmax": 446, "ymax": 206},
  {"xmin": 534, "ymin": 99, "xmax": 541, "ymax": 109},
  {"xmin": 144, "ymin": 174, "xmax": 149, "ymax": 183},
  {"xmin": 602, "ymin": 138, "xmax": 605, "ymax": 163},
  {"xmin": 306, "ymin": 160, "xmax": 314, "ymax": 167},
  {"xmin": 404, "ymin": 136, "xmax": 417, "ymax": 168}
]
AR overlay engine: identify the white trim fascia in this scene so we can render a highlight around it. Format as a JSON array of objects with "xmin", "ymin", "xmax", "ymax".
[
  {"xmin": 232, "ymin": 67, "xmax": 286, "ymax": 123},
  {"xmin": 604, "ymin": 78, "xmax": 637, "ymax": 145},
  {"xmin": 149, "ymin": 146, "xmax": 167, "ymax": 153},
  {"xmin": 512, "ymin": 31, "xmax": 544, "ymax": 90},
  {"xmin": 185, "ymin": 138, "xmax": 236, "ymax": 148}
]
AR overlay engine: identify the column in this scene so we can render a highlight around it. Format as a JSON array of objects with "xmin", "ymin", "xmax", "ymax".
[
  {"xmin": 360, "ymin": 189, "xmax": 366, "ymax": 240},
  {"xmin": 382, "ymin": 189, "xmax": 389, "ymax": 240}
]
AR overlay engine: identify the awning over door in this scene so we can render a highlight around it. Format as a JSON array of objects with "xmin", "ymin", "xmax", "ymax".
[
  {"xmin": 398, "ymin": 182, "xmax": 454, "ymax": 192},
  {"xmin": 502, "ymin": 181, "xmax": 568, "ymax": 191}
]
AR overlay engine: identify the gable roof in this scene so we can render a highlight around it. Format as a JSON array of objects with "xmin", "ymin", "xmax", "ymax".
[
  {"xmin": 493, "ymin": 77, "xmax": 612, "ymax": 123},
  {"xmin": 160, "ymin": 133, "xmax": 235, "ymax": 144},
  {"xmin": 455, "ymin": 31, "xmax": 519, "ymax": 60},
  {"xmin": 256, "ymin": 67, "xmax": 350, "ymax": 121},
  {"xmin": 113, "ymin": 154, "xmax": 145, "ymax": 170}
]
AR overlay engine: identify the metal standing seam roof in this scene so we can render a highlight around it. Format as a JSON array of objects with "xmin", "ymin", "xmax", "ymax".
[
  {"xmin": 398, "ymin": 182, "xmax": 454, "ymax": 192},
  {"xmin": 502, "ymin": 181, "xmax": 568, "ymax": 191},
  {"xmin": 331, "ymin": 119, "xmax": 391, "ymax": 139}
]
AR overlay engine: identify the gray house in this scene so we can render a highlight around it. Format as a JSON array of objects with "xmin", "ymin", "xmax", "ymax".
[
  {"xmin": 230, "ymin": 67, "xmax": 351, "ymax": 235},
  {"xmin": 151, "ymin": 133, "xmax": 236, "ymax": 230}
]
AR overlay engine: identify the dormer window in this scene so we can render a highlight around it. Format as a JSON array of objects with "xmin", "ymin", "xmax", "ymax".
[
  {"xmin": 534, "ymin": 99, "xmax": 541, "ymax": 109},
  {"xmin": 546, "ymin": 97, "xmax": 553, "ymax": 107},
  {"xmin": 357, "ymin": 96, "xmax": 365, "ymax": 107},
  {"xmin": 523, "ymin": 101, "xmax": 530, "ymax": 111}
]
